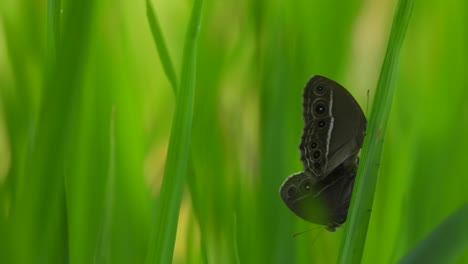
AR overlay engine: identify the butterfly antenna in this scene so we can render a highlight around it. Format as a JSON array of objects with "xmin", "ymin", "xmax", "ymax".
[
  {"xmin": 293, "ymin": 227, "xmax": 327, "ymax": 249},
  {"xmin": 309, "ymin": 227, "xmax": 326, "ymax": 246},
  {"xmin": 292, "ymin": 226, "xmax": 322, "ymax": 238}
]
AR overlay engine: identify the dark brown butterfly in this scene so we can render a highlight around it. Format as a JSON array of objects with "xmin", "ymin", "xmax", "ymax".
[{"xmin": 279, "ymin": 75, "xmax": 366, "ymax": 231}]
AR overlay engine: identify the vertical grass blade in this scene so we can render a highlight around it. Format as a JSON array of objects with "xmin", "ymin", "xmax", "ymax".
[
  {"xmin": 8, "ymin": 0, "xmax": 95, "ymax": 262},
  {"xmin": 146, "ymin": 0, "xmax": 178, "ymax": 93},
  {"xmin": 145, "ymin": 0, "xmax": 204, "ymax": 263},
  {"xmin": 146, "ymin": 1, "xmax": 211, "ymax": 260},
  {"xmin": 93, "ymin": 107, "xmax": 116, "ymax": 263},
  {"xmin": 338, "ymin": 0, "xmax": 414, "ymax": 263},
  {"xmin": 46, "ymin": 0, "xmax": 61, "ymax": 73},
  {"xmin": 399, "ymin": 203, "xmax": 468, "ymax": 264}
]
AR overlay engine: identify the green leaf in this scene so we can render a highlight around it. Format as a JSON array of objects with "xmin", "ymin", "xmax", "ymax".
[
  {"xmin": 145, "ymin": 0, "xmax": 204, "ymax": 263},
  {"xmin": 338, "ymin": 0, "xmax": 415, "ymax": 263},
  {"xmin": 399, "ymin": 203, "xmax": 468, "ymax": 264},
  {"xmin": 146, "ymin": 0, "xmax": 178, "ymax": 93}
]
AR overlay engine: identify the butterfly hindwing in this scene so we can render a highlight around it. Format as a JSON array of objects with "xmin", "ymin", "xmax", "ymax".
[{"xmin": 279, "ymin": 172, "xmax": 329, "ymax": 226}]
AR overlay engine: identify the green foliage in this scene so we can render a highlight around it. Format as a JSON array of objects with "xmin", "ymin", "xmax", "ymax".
[
  {"xmin": 399, "ymin": 203, "xmax": 468, "ymax": 264},
  {"xmin": 339, "ymin": 0, "xmax": 414, "ymax": 263},
  {"xmin": 145, "ymin": 0, "xmax": 204, "ymax": 263},
  {"xmin": 0, "ymin": 0, "xmax": 467, "ymax": 263}
]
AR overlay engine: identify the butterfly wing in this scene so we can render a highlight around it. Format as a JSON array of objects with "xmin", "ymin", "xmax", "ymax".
[
  {"xmin": 280, "ymin": 156, "xmax": 358, "ymax": 231},
  {"xmin": 299, "ymin": 117, "xmax": 332, "ymax": 176},
  {"xmin": 325, "ymin": 77, "xmax": 366, "ymax": 176},
  {"xmin": 300, "ymin": 75, "xmax": 366, "ymax": 178},
  {"xmin": 316, "ymin": 155, "xmax": 358, "ymax": 231},
  {"xmin": 300, "ymin": 76, "xmax": 334, "ymax": 178},
  {"xmin": 282, "ymin": 75, "xmax": 366, "ymax": 230},
  {"xmin": 279, "ymin": 172, "xmax": 329, "ymax": 226}
]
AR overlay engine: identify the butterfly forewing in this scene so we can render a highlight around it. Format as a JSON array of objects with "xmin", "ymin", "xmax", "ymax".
[
  {"xmin": 300, "ymin": 75, "xmax": 366, "ymax": 177},
  {"xmin": 325, "ymin": 81, "xmax": 366, "ymax": 175},
  {"xmin": 302, "ymin": 78, "xmax": 333, "ymax": 124},
  {"xmin": 299, "ymin": 117, "xmax": 332, "ymax": 177}
]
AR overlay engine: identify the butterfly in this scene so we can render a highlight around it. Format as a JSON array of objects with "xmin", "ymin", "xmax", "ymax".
[{"xmin": 279, "ymin": 75, "xmax": 367, "ymax": 231}]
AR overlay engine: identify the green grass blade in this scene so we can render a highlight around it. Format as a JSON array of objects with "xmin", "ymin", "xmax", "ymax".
[
  {"xmin": 145, "ymin": 0, "xmax": 204, "ymax": 263},
  {"xmin": 7, "ymin": 0, "xmax": 95, "ymax": 262},
  {"xmin": 338, "ymin": 0, "xmax": 415, "ymax": 263},
  {"xmin": 93, "ymin": 107, "xmax": 116, "ymax": 263},
  {"xmin": 146, "ymin": 0, "xmax": 210, "ymax": 260},
  {"xmin": 398, "ymin": 203, "xmax": 468, "ymax": 264},
  {"xmin": 46, "ymin": 0, "xmax": 61, "ymax": 72},
  {"xmin": 146, "ymin": 0, "xmax": 178, "ymax": 93}
]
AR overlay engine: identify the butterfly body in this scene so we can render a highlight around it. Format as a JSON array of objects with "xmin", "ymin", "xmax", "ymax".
[{"xmin": 280, "ymin": 75, "xmax": 366, "ymax": 231}]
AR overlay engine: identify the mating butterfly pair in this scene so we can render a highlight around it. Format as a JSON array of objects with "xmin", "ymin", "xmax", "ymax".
[{"xmin": 279, "ymin": 75, "xmax": 366, "ymax": 231}]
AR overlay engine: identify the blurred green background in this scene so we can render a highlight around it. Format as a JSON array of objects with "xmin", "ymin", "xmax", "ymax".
[{"xmin": 0, "ymin": 0, "xmax": 467, "ymax": 263}]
